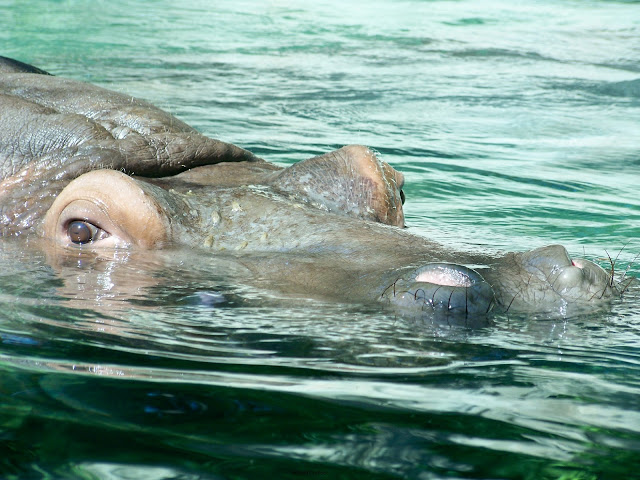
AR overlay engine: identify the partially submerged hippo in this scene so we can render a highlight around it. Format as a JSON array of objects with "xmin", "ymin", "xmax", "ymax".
[{"xmin": 0, "ymin": 56, "xmax": 625, "ymax": 319}]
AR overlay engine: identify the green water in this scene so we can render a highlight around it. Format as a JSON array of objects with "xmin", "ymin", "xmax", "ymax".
[{"xmin": 1, "ymin": 0, "xmax": 640, "ymax": 478}]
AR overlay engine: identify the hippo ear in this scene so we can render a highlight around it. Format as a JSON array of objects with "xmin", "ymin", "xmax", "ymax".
[{"xmin": 269, "ymin": 145, "xmax": 405, "ymax": 227}]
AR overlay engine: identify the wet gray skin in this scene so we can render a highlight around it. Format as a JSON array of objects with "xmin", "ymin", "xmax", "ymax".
[{"xmin": 0, "ymin": 56, "xmax": 625, "ymax": 319}]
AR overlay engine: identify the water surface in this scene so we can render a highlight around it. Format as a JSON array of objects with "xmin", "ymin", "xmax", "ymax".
[{"xmin": 1, "ymin": 0, "xmax": 639, "ymax": 478}]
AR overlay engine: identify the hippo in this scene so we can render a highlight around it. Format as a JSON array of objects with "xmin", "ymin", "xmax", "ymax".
[{"xmin": 0, "ymin": 56, "xmax": 626, "ymax": 319}]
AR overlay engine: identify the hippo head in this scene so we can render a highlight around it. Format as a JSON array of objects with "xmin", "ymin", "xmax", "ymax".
[
  {"xmin": 0, "ymin": 57, "xmax": 627, "ymax": 320},
  {"xmin": 40, "ymin": 145, "xmax": 405, "ymax": 249}
]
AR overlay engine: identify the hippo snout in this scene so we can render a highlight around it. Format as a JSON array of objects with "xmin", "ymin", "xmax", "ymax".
[
  {"xmin": 381, "ymin": 263, "xmax": 495, "ymax": 318},
  {"xmin": 520, "ymin": 245, "xmax": 615, "ymax": 299},
  {"xmin": 483, "ymin": 244, "xmax": 620, "ymax": 316},
  {"xmin": 382, "ymin": 244, "xmax": 623, "ymax": 320}
]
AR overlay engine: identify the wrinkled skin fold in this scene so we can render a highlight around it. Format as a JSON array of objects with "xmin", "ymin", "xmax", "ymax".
[{"xmin": 0, "ymin": 56, "xmax": 629, "ymax": 320}]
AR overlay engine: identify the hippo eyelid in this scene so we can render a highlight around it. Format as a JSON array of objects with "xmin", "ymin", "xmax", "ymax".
[{"xmin": 43, "ymin": 169, "xmax": 170, "ymax": 249}]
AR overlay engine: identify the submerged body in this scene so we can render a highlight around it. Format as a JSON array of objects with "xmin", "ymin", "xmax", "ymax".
[{"xmin": 0, "ymin": 57, "xmax": 624, "ymax": 318}]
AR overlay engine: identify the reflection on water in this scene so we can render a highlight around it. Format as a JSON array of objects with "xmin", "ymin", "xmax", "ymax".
[
  {"xmin": 2, "ymin": 0, "xmax": 640, "ymax": 477},
  {"xmin": 1, "ymin": 238, "xmax": 639, "ymax": 478}
]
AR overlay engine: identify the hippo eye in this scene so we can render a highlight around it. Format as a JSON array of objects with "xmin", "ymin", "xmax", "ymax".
[
  {"xmin": 44, "ymin": 170, "xmax": 170, "ymax": 249},
  {"xmin": 400, "ymin": 190, "xmax": 406, "ymax": 205},
  {"xmin": 67, "ymin": 220, "xmax": 108, "ymax": 244}
]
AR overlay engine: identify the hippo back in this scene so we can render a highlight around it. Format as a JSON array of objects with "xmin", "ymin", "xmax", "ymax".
[
  {"xmin": 0, "ymin": 55, "xmax": 51, "ymax": 75},
  {"xmin": 0, "ymin": 57, "xmax": 258, "ymax": 236}
]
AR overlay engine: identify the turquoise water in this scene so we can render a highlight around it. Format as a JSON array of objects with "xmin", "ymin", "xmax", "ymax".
[{"xmin": 1, "ymin": 0, "xmax": 640, "ymax": 478}]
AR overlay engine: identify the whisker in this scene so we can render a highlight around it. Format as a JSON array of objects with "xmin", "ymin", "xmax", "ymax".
[
  {"xmin": 605, "ymin": 242, "xmax": 631, "ymax": 287},
  {"xmin": 598, "ymin": 285, "xmax": 609, "ymax": 300},
  {"xmin": 431, "ymin": 286, "xmax": 443, "ymax": 307},
  {"xmin": 604, "ymin": 249, "xmax": 615, "ymax": 288},
  {"xmin": 381, "ymin": 277, "xmax": 401, "ymax": 299},
  {"xmin": 620, "ymin": 252, "xmax": 639, "ymax": 284},
  {"xmin": 465, "ymin": 285, "xmax": 469, "ymax": 316},
  {"xmin": 485, "ymin": 296, "xmax": 494, "ymax": 315},
  {"xmin": 620, "ymin": 277, "xmax": 636, "ymax": 296},
  {"xmin": 504, "ymin": 272, "xmax": 534, "ymax": 313},
  {"xmin": 505, "ymin": 288, "xmax": 522, "ymax": 313}
]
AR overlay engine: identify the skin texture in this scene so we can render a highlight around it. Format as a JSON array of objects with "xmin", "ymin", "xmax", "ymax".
[{"xmin": 0, "ymin": 57, "xmax": 625, "ymax": 319}]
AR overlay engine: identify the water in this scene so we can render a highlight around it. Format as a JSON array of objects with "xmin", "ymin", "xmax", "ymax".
[{"xmin": 1, "ymin": 0, "xmax": 640, "ymax": 478}]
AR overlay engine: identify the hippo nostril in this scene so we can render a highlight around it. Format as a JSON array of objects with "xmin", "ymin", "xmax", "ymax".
[
  {"xmin": 400, "ymin": 190, "xmax": 405, "ymax": 205},
  {"xmin": 510, "ymin": 245, "xmax": 619, "ymax": 310},
  {"xmin": 571, "ymin": 259, "xmax": 589, "ymax": 269},
  {"xmin": 555, "ymin": 266, "xmax": 585, "ymax": 288}
]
